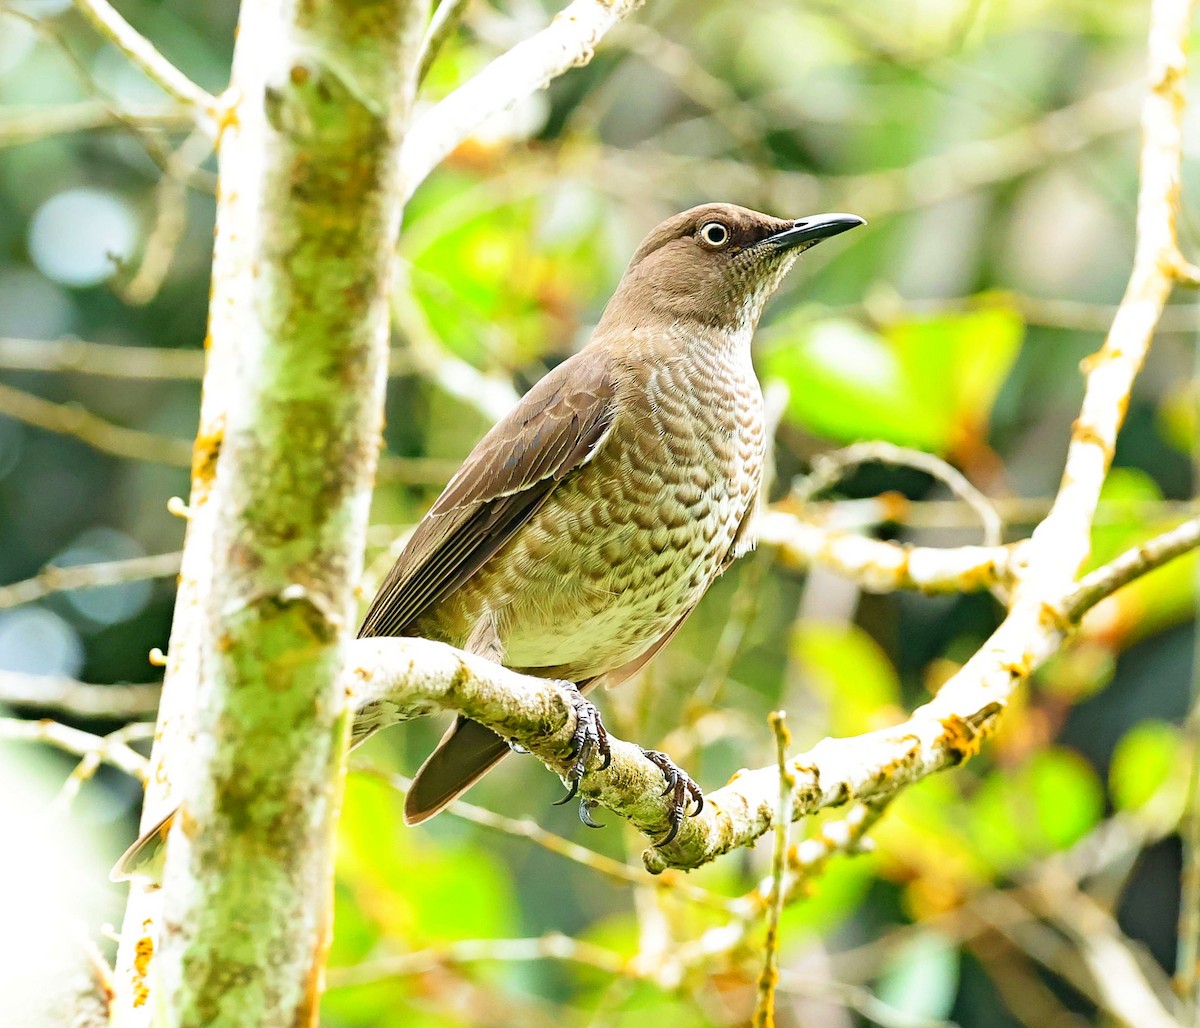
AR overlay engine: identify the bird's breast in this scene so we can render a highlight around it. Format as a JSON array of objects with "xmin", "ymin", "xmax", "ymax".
[{"xmin": 440, "ymin": 341, "xmax": 765, "ymax": 680}]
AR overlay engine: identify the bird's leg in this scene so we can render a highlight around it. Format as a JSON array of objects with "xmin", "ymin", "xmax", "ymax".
[
  {"xmin": 642, "ymin": 749, "xmax": 704, "ymax": 846},
  {"xmin": 552, "ymin": 684, "xmax": 611, "ymax": 809}
]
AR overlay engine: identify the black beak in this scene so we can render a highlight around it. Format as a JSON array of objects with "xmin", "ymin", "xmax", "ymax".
[{"xmin": 764, "ymin": 212, "xmax": 866, "ymax": 251}]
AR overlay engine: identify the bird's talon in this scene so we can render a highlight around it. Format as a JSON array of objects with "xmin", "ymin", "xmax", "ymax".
[
  {"xmin": 551, "ymin": 684, "xmax": 611, "ymax": 807},
  {"xmin": 641, "ymin": 748, "xmax": 704, "ymax": 847},
  {"xmin": 579, "ymin": 799, "xmax": 604, "ymax": 829}
]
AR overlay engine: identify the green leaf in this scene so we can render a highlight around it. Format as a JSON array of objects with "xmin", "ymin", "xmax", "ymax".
[
  {"xmin": 762, "ymin": 305, "xmax": 1022, "ymax": 455},
  {"xmin": 1110, "ymin": 720, "xmax": 1182, "ymax": 811},
  {"xmin": 969, "ymin": 748, "xmax": 1103, "ymax": 870},
  {"xmin": 762, "ymin": 319, "xmax": 947, "ymax": 449}
]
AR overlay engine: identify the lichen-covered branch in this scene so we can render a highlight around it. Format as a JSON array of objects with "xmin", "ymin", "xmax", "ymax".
[
  {"xmin": 756, "ymin": 508, "xmax": 1017, "ymax": 595},
  {"xmin": 343, "ymin": 493, "xmax": 1200, "ymax": 875}
]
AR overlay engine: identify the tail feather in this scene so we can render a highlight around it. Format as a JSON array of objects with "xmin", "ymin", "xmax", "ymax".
[
  {"xmin": 403, "ymin": 716, "xmax": 511, "ymax": 824},
  {"xmin": 110, "ymin": 806, "xmax": 174, "ymax": 884}
]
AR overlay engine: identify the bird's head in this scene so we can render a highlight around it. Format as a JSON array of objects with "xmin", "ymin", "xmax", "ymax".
[{"xmin": 604, "ymin": 202, "xmax": 864, "ymax": 336}]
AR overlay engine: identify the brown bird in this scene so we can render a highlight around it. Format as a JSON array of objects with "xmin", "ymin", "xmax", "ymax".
[
  {"xmin": 112, "ymin": 202, "xmax": 863, "ymax": 883},
  {"xmin": 357, "ymin": 202, "xmax": 864, "ymax": 833}
]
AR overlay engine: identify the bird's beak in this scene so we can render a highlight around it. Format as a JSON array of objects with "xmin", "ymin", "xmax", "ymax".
[{"xmin": 763, "ymin": 212, "xmax": 866, "ymax": 251}]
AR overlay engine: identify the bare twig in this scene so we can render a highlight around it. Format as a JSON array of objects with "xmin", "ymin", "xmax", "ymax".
[
  {"xmin": 119, "ymin": 129, "xmax": 215, "ymax": 305},
  {"xmin": 0, "ymin": 672, "xmax": 160, "ymax": 719},
  {"xmin": 0, "ymin": 336, "xmax": 423, "ymax": 381},
  {"xmin": 416, "ymin": 0, "xmax": 470, "ymax": 83},
  {"xmin": 327, "ymin": 932, "xmax": 627, "ymax": 987},
  {"xmin": 755, "ymin": 508, "xmax": 1017, "ymax": 595},
  {"xmin": 0, "ymin": 337, "xmax": 205, "ymax": 379},
  {"xmin": 0, "ymin": 381, "xmax": 193, "ymax": 465},
  {"xmin": 400, "ymin": 0, "xmax": 646, "ymax": 199},
  {"xmin": 70, "ymin": 0, "xmax": 218, "ymax": 117},
  {"xmin": 50, "ymin": 720, "xmax": 156, "ymax": 813},
  {"xmin": 0, "ymin": 716, "xmax": 149, "ymax": 779},
  {"xmin": 361, "ymin": 767, "xmax": 738, "ymax": 912},
  {"xmin": 591, "ymin": 81, "xmax": 1139, "ymax": 221},
  {"xmin": 752, "ymin": 712, "xmax": 793, "ymax": 1028},
  {"xmin": 1064, "ymin": 516, "xmax": 1200, "ymax": 620},
  {"xmin": 0, "ymin": 101, "xmax": 194, "ymax": 147},
  {"xmin": 0, "ymin": 551, "xmax": 181, "ymax": 610},
  {"xmin": 801, "ymin": 441, "xmax": 1003, "ymax": 548}
]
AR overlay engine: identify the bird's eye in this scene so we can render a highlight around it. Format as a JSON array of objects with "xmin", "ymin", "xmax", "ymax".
[{"xmin": 698, "ymin": 221, "xmax": 730, "ymax": 248}]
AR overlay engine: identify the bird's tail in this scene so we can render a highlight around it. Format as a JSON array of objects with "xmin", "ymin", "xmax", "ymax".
[
  {"xmin": 110, "ymin": 806, "xmax": 175, "ymax": 884},
  {"xmin": 403, "ymin": 715, "xmax": 510, "ymax": 824}
]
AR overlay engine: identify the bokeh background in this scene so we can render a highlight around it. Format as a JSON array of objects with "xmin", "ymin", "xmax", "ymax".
[{"xmin": 1, "ymin": 0, "xmax": 1198, "ymax": 1024}]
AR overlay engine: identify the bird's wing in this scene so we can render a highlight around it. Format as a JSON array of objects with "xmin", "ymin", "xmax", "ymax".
[{"xmin": 359, "ymin": 346, "xmax": 618, "ymax": 638}]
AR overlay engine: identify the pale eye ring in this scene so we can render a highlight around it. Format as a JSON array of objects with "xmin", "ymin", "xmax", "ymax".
[{"xmin": 698, "ymin": 221, "xmax": 730, "ymax": 248}]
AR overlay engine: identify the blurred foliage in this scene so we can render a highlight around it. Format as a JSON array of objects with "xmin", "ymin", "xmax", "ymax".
[{"xmin": 1, "ymin": 0, "xmax": 1198, "ymax": 1024}]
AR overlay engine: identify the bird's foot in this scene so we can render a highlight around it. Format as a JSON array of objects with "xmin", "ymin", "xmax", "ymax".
[
  {"xmin": 552, "ymin": 685, "xmax": 611, "ymax": 809},
  {"xmin": 642, "ymin": 749, "xmax": 704, "ymax": 846}
]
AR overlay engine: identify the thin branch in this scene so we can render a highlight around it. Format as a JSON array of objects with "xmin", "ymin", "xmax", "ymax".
[
  {"xmin": 801, "ymin": 441, "xmax": 1003, "ymax": 548},
  {"xmin": 327, "ymin": 932, "xmax": 627, "ymax": 988},
  {"xmin": 118, "ymin": 129, "xmax": 215, "ymax": 305},
  {"xmin": 0, "ymin": 672, "xmax": 160, "ymax": 719},
  {"xmin": 360, "ymin": 766, "xmax": 738, "ymax": 912},
  {"xmin": 70, "ymin": 0, "xmax": 218, "ymax": 116},
  {"xmin": 0, "ymin": 100, "xmax": 195, "ymax": 148},
  {"xmin": 50, "ymin": 720, "xmax": 156, "ymax": 813},
  {"xmin": 591, "ymin": 81, "xmax": 1139, "ymax": 221},
  {"xmin": 0, "ymin": 551, "xmax": 181, "ymax": 610},
  {"xmin": 0, "ymin": 716, "xmax": 149, "ymax": 779},
  {"xmin": 0, "ymin": 336, "xmax": 422, "ymax": 381},
  {"xmin": 0, "ymin": 381, "xmax": 193, "ymax": 465},
  {"xmin": 416, "ymin": 0, "xmax": 470, "ymax": 83},
  {"xmin": 755, "ymin": 508, "xmax": 1017, "ymax": 595},
  {"xmin": 1025, "ymin": 871, "xmax": 1182, "ymax": 1027},
  {"xmin": 1063, "ymin": 516, "xmax": 1200, "ymax": 620},
  {"xmin": 0, "ymin": 337, "xmax": 205, "ymax": 379},
  {"xmin": 400, "ymin": 0, "xmax": 646, "ymax": 199},
  {"xmin": 752, "ymin": 712, "xmax": 793, "ymax": 1028}
]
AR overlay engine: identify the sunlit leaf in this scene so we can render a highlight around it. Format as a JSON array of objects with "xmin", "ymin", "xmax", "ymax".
[
  {"xmin": 968, "ymin": 748, "xmax": 1103, "ymax": 871},
  {"xmin": 762, "ymin": 305, "xmax": 1021, "ymax": 454},
  {"xmin": 1110, "ymin": 720, "xmax": 1183, "ymax": 812}
]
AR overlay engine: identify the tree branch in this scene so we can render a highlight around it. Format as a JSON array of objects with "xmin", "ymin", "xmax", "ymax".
[
  {"xmin": 70, "ymin": 0, "xmax": 217, "ymax": 117},
  {"xmin": 755, "ymin": 509, "xmax": 1017, "ymax": 595},
  {"xmin": 0, "ymin": 672, "xmax": 160, "ymax": 719},
  {"xmin": 343, "ymin": 499, "xmax": 1200, "ymax": 876},
  {"xmin": 399, "ymin": 0, "xmax": 645, "ymax": 199},
  {"xmin": 0, "ymin": 551, "xmax": 181, "ymax": 610},
  {"xmin": 0, "ymin": 381, "xmax": 193, "ymax": 466},
  {"xmin": 110, "ymin": 0, "xmax": 430, "ymax": 1022}
]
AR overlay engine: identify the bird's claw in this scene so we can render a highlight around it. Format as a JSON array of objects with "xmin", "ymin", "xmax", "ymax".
[
  {"xmin": 579, "ymin": 798, "xmax": 604, "ymax": 829},
  {"xmin": 642, "ymin": 749, "xmax": 704, "ymax": 846},
  {"xmin": 552, "ymin": 685, "xmax": 611, "ymax": 807}
]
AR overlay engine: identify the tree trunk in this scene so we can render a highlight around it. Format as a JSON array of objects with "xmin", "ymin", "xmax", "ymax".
[{"xmin": 110, "ymin": 0, "xmax": 428, "ymax": 1022}]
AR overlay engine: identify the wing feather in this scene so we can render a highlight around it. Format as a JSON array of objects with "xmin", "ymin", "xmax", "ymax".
[{"xmin": 359, "ymin": 347, "xmax": 617, "ymax": 639}]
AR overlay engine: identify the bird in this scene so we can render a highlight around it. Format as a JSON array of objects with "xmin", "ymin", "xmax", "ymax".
[{"xmin": 112, "ymin": 202, "xmax": 863, "ymax": 884}]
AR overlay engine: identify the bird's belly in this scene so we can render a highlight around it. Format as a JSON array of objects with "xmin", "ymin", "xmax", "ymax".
[{"xmin": 442, "ymin": 457, "xmax": 753, "ymax": 680}]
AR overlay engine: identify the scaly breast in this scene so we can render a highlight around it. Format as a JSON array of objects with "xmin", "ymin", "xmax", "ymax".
[{"xmin": 430, "ymin": 341, "xmax": 765, "ymax": 681}]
